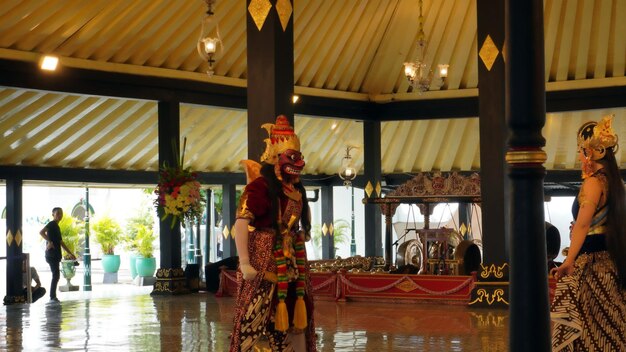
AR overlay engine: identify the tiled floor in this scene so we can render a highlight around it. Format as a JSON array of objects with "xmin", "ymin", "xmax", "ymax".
[{"xmin": 0, "ymin": 281, "xmax": 509, "ymax": 352}]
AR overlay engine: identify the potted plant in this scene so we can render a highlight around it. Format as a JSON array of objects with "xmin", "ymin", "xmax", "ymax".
[
  {"xmin": 134, "ymin": 225, "xmax": 157, "ymax": 277},
  {"xmin": 58, "ymin": 211, "xmax": 83, "ymax": 291},
  {"xmin": 92, "ymin": 216, "xmax": 123, "ymax": 275},
  {"xmin": 125, "ymin": 201, "xmax": 155, "ymax": 279}
]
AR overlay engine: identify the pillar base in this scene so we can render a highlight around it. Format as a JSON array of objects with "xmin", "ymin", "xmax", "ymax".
[
  {"xmin": 3, "ymin": 295, "xmax": 26, "ymax": 305},
  {"xmin": 468, "ymin": 263, "xmax": 509, "ymax": 309},
  {"xmin": 151, "ymin": 268, "xmax": 190, "ymax": 295}
]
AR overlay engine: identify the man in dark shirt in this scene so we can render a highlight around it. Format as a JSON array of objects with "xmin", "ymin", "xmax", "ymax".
[{"xmin": 39, "ymin": 207, "xmax": 76, "ymax": 302}]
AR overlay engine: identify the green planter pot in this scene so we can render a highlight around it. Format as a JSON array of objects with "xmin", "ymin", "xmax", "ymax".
[
  {"xmin": 135, "ymin": 257, "xmax": 156, "ymax": 277},
  {"xmin": 61, "ymin": 260, "xmax": 76, "ymax": 281},
  {"xmin": 129, "ymin": 254, "xmax": 139, "ymax": 279},
  {"xmin": 102, "ymin": 254, "xmax": 121, "ymax": 273}
]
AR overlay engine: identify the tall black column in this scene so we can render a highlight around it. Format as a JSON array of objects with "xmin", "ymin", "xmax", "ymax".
[
  {"xmin": 505, "ymin": 0, "xmax": 550, "ymax": 350},
  {"xmin": 3, "ymin": 178, "xmax": 24, "ymax": 305},
  {"xmin": 204, "ymin": 189, "xmax": 212, "ymax": 266},
  {"xmin": 222, "ymin": 183, "xmax": 237, "ymax": 258},
  {"xmin": 152, "ymin": 100, "xmax": 187, "ymax": 295},
  {"xmin": 246, "ymin": 0, "xmax": 294, "ymax": 159},
  {"xmin": 321, "ymin": 185, "xmax": 334, "ymax": 259},
  {"xmin": 469, "ymin": 0, "xmax": 510, "ymax": 309},
  {"xmin": 363, "ymin": 120, "xmax": 382, "ymax": 258}
]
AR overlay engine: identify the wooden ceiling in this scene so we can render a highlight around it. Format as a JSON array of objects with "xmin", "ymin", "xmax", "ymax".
[{"xmin": 0, "ymin": 0, "xmax": 625, "ymax": 181}]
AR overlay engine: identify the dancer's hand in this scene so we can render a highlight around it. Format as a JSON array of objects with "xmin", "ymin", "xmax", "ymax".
[
  {"xmin": 240, "ymin": 263, "xmax": 258, "ymax": 281},
  {"xmin": 550, "ymin": 261, "xmax": 574, "ymax": 280}
]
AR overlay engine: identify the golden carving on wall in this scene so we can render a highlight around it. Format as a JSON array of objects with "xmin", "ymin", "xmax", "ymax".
[
  {"xmin": 469, "ymin": 288, "xmax": 509, "ymax": 306},
  {"xmin": 479, "ymin": 263, "xmax": 508, "ymax": 279},
  {"xmin": 479, "ymin": 35, "xmax": 500, "ymax": 71},
  {"xmin": 248, "ymin": 0, "xmax": 272, "ymax": 31}
]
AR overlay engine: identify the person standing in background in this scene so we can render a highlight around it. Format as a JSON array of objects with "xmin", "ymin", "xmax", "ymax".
[{"xmin": 39, "ymin": 207, "xmax": 76, "ymax": 302}]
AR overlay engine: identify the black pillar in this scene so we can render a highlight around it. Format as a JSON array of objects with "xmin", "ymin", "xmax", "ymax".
[
  {"xmin": 506, "ymin": 0, "xmax": 550, "ymax": 350},
  {"xmin": 363, "ymin": 120, "xmax": 382, "ymax": 258},
  {"xmin": 3, "ymin": 178, "xmax": 24, "ymax": 305},
  {"xmin": 321, "ymin": 185, "xmax": 334, "ymax": 259},
  {"xmin": 246, "ymin": 0, "xmax": 294, "ymax": 160},
  {"xmin": 204, "ymin": 189, "xmax": 212, "ymax": 266},
  {"xmin": 222, "ymin": 183, "xmax": 237, "ymax": 258},
  {"xmin": 152, "ymin": 100, "xmax": 187, "ymax": 295},
  {"xmin": 469, "ymin": 0, "xmax": 510, "ymax": 309},
  {"xmin": 458, "ymin": 203, "xmax": 471, "ymax": 239}
]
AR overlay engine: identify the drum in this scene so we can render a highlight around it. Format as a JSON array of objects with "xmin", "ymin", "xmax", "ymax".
[
  {"xmin": 396, "ymin": 239, "xmax": 423, "ymax": 268},
  {"xmin": 454, "ymin": 240, "xmax": 482, "ymax": 275}
]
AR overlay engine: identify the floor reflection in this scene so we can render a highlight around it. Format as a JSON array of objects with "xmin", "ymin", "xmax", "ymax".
[{"xmin": 0, "ymin": 288, "xmax": 508, "ymax": 351}]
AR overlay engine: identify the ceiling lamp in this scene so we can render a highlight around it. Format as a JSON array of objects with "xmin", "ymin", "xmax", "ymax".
[
  {"xmin": 197, "ymin": 0, "xmax": 222, "ymax": 76},
  {"xmin": 338, "ymin": 146, "xmax": 357, "ymax": 188},
  {"xmin": 403, "ymin": 0, "xmax": 448, "ymax": 93},
  {"xmin": 40, "ymin": 55, "xmax": 59, "ymax": 71}
]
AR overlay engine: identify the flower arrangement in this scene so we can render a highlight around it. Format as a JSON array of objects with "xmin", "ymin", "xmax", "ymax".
[{"xmin": 154, "ymin": 139, "xmax": 205, "ymax": 227}]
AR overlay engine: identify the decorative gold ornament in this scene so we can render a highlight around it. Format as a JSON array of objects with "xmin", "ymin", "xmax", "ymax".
[
  {"xmin": 375, "ymin": 181, "xmax": 382, "ymax": 197},
  {"xmin": 505, "ymin": 149, "xmax": 547, "ymax": 165},
  {"xmin": 6, "ymin": 229, "xmax": 13, "ymax": 246},
  {"xmin": 364, "ymin": 181, "xmax": 374, "ymax": 198},
  {"xmin": 328, "ymin": 223, "xmax": 334, "ymax": 236},
  {"xmin": 222, "ymin": 225, "xmax": 230, "ymax": 239},
  {"xmin": 322, "ymin": 223, "xmax": 328, "ymax": 236},
  {"xmin": 248, "ymin": 0, "xmax": 272, "ymax": 31},
  {"xmin": 577, "ymin": 114, "xmax": 618, "ymax": 161},
  {"xmin": 260, "ymin": 115, "xmax": 300, "ymax": 164},
  {"xmin": 468, "ymin": 288, "xmax": 509, "ymax": 306},
  {"xmin": 479, "ymin": 35, "xmax": 499, "ymax": 71},
  {"xmin": 460, "ymin": 223, "xmax": 467, "ymax": 236},
  {"xmin": 395, "ymin": 278, "xmax": 419, "ymax": 292},
  {"xmin": 479, "ymin": 263, "xmax": 508, "ymax": 279},
  {"xmin": 15, "ymin": 229, "xmax": 22, "ymax": 246},
  {"xmin": 275, "ymin": 0, "xmax": 292, "ymax": 32}
]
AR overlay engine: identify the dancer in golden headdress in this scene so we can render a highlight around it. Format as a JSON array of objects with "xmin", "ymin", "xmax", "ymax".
[
  {"xmin": 230, "ymin": 115, "xmax": 316, "ymax": 351},
  {"xmin": 551, "ymin": 114, "xmax": 626, "ymax": 351}
]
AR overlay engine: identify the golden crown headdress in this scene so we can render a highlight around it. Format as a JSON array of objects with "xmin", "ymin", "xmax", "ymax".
[
  {"xmin": 577, "ymin": 114, "xmax": 618, "ymax": 161},
  {"xmin": 260, "ymin": 115, "xmax": 301, "ymax": 164}
]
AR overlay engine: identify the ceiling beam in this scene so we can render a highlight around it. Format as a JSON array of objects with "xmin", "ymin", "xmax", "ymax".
[{"xmin": 1, "ymin": 58, "xmax": 624, "ymax": 122}]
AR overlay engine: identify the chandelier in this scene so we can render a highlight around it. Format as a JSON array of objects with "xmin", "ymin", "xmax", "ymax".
[
  {"xmin": 197, "ymin": 0, "xmax": 222, "ymax": 76},
  {"xmin": 338, "ymin": 146, "xmax": 357, "ymax": 188},
  {"xmin": 403, "ymin": 0, "xmax": 448, "ymax": 93}
]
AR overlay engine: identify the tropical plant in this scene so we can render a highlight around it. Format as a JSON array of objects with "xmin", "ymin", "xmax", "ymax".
[
  {"xmin": 124, "ymin": 193, "xmax": 155, "ymax": 252},
  {"xmin": 58, "ymin": 210, "xmax": 84, "ymax": 260},
  {"xmin": 92, "ymin": 216, "xmax": 123, "ymax": 255},
  {"xmin": 310, "ymin": 219, "xmax": 351, "ymax": 259},
  {"xmin": 135, "ymin": 225, "xmax": 157, "ymax": 258}
]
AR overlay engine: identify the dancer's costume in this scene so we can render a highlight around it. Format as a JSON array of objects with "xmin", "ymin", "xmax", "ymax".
[{"xmin": 230, "ymin": 116, "xmax": 316, "ymax": 352}]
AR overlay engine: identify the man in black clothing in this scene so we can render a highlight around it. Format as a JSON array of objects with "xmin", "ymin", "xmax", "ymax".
[{"xmin": 39, "ymin": 207, "xmax": 76, "ymax": 302}]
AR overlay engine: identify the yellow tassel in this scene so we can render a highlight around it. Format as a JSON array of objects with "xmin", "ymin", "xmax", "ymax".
[
  {"xmin": 293, "ymin": 296, "xmax": 308, "ymax": 330},
  {"xmin": 274, "ymin": 299, "xmax": 289, "ymax": 332}
]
